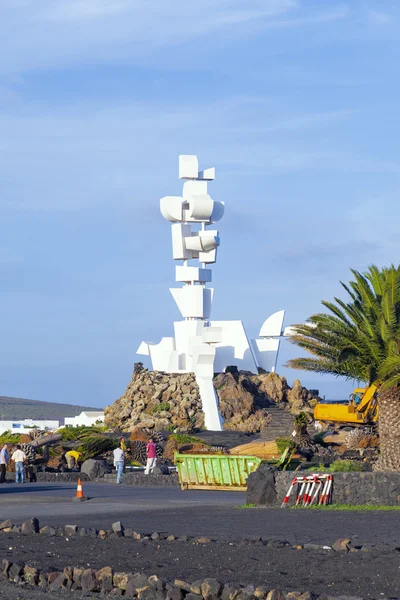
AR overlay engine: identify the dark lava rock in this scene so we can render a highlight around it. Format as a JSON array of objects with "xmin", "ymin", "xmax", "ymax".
[
  {"xmin": 81, "ymin": 458, "xmax": 111, "ymax": 480},
  {"xmin": 21, "ymin": 517, "xmax": 39, "ymax": 534},
  {"xmin": 246, "ymin": 463, "xmax": 277, "ymax": 506},
  {"xmin": 201, "ymin": 578, "xmax": 223, "ymax": 600}
]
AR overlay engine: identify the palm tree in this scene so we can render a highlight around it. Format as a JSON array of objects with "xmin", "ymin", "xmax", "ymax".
[{"xmin": 286, "ymin": 265, "xmax": 400, "ymax": 471}]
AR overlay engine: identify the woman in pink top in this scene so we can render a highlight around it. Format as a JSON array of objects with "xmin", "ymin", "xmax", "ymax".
[{"xmin": 144, "ymin": 438, "xmax": 157, "ymax": 475}]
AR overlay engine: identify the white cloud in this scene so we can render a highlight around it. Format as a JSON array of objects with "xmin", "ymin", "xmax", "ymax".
[
  {"xmin": 0, "ymin": 94, "xmax": 393, "ymax": 213},
  {"xmin": 0, "ymin": 1, "xmax": 354, "ymax": 74},
  {"xmin": 367, "ymin": 9, "xmax": 391, "ymax": 25}
]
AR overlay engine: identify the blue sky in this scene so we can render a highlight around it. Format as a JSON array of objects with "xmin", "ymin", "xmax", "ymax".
[{"xmin": 1, "ymin": 0, "xmax": 399, "ymax": 407}]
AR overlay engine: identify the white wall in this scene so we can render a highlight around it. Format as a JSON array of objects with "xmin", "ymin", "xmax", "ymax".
[
  {"xmin": 0, "ymin": 419, "xmax": 60, "ymax": 436},
  {"xmin": 64, "ymin": 412, "xmax": 105, "ymax": 427}
]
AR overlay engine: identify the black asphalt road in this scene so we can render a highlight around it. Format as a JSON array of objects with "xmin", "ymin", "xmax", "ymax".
[{"xmin": 0, "ymin": 483, "xmax": 399, "ymax": 547}]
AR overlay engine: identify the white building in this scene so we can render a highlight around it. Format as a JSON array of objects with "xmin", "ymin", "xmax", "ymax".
[
  {"xmin": 0, "ymin": 419, "xmax": 60, "ymax": 436},
  {"xmin": 64, "ymin": 411, "xmax": 105, "ymax": 427}
]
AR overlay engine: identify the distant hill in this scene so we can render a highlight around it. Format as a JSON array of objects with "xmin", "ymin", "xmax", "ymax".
[{"xmin": 0, "ymin": 396, "xmax": 102, "ymax": 423}]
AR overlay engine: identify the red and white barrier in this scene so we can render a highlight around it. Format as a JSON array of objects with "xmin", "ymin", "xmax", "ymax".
[{"xmin": 281, "ymin": 474, "xmax": 332, "ymax": 508}]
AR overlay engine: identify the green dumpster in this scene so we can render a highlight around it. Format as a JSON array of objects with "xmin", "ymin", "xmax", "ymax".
[{"xmin": 175, "ymin": 453, "xmax": 262, "ymax": 491}]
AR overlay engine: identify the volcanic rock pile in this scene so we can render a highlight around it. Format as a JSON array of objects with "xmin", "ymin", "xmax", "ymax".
[{"xmin": 104, "ymin": 363, "xmax": 322, "ymax": 433}]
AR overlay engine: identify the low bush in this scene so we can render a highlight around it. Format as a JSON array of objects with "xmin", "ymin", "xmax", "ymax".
[
  {"xmin": 307, "ymin": 460, "xmax": 364, "ymax": 473},
  {"xmin": 150, "ymin": 402, "xmax": 170, "ymax": 414}
]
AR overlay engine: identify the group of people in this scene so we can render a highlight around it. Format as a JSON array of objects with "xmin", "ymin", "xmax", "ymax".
[
  {"xmin": 113, "ymin": 437, "xmax": 157, "ymax": 484},
  {"xmin": 0, "ymin": 444, "xmax": 28, "ymax": 484},
  {"xmin": 0, "ymin": 436, "xmax": 158, "ymax": 486}
]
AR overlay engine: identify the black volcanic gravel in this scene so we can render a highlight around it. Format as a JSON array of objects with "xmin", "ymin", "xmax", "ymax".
[{"xmin": 1, "ymin": 533, "xmax": 400, "ymax": 599}]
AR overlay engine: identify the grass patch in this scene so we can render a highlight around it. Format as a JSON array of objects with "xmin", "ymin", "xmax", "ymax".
[
  {"xmin": 307, "ymin": 460, "xmax": 364, "ymax": 473},
  {"xmin": 238, "ymin": 503, "xmax": 257, "ymax": 509},
  {"xmin": 169, "ymin": 433, "xmax": 204, "ymax": 444},
  {"xmin": 150, "ymin": 402, "xmax": 170, "ymax": 414},
  {"xmin": 292, "ymin": 504, "xmax": 400, "ymax": 511}
]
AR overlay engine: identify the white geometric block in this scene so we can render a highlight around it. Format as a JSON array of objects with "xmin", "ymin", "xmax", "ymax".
[
  {"xmin": 182, "ymin": 180, "xmax": 208, "ymax": 197},
  {"xmin": 160, "ymin": 196, "xmax": 183, "ymax": 222},
  {"xmin": 179, "ymin": 155, "xmax": 198, "ymax": 179},
  {"xmin": 191, "ymin": 343, "xmax": 216, "ymax": 379},
  {"xmin": 170, "ymin": 286, "xmax": 213, "ymax": 319},
  {"xmin": 171, "ymin": 223, "xmax": 193, "ymax": 260},
  {"xmin": 199, "ymin": 248, "xmax": 217, "ymax": 264},
  {"xmin": 252, "ymin": 337, "xmax": 281, "ymax": 373},
  {"xmin": 259, "ymin": 310, "xmax": 285, "ymax": 337},
  {"xmin": 210, "ymin": 320, "xmax": 258, "ymax": 373},
  {"xmin": 174, "ymin": 320, "xmax": 205, "ymax": 352},
  {"xmin": 137, "ymin": 341, "xmax": 152, "ymax": 356},
  {"xmin": 184, "ymin": 235, "xmax": 204, "ymax": 252},
  {"xmin": 202, "ymin": 326, "xmax": 223, "ymax": 344},
  {"xmin": 175, "ymin": 266, "xmax": 212, "ymax": 283},
  {"xmin": 198, "ymin": 167, "xmax": 216, "ymax": 181},
  {"xmin": 147, "ymin": 337, "xmax": 177, "ymax": 372},
  {"xmin": 199, "ymin": 231, "xmax": 219, "ymax": 252},
  {"xmin": 283, "ymin": 326, "xmax": 296, "ymax": 337}
]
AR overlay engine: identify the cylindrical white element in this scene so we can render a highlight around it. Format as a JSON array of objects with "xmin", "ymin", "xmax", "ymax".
[
  {"xmin": 160, "ymin": 196, "xmax": 183, "ymax": 222},
  {"xmin": 188, "ymin": 195, "xmax": 214, "ymax": 221}
]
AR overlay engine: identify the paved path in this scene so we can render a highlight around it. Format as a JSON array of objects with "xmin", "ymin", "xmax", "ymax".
[{"xmin": 1, "ymin": 482, "xmax": 400, "ymax": 547}]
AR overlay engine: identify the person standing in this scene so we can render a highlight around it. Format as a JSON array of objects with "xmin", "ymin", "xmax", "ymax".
[
  {"xmin": 0, "ymin": 444, "xmax": 9, "ymax": 484},
  {"xmin": 144, "ymin": 438, "xmax": 157, "ymax": 475},
  {"xmin": 12, "ymin": 445, "xmax": 27, "ymax": 484},
  {"xmin": 113, "ymin": 446, "xmax": 125, "ymax": 484}
]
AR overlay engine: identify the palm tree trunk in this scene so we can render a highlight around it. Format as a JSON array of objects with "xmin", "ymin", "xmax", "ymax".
[{"xmin": 374, "ymin": 387, "xmax": 400, "ymax": 471}]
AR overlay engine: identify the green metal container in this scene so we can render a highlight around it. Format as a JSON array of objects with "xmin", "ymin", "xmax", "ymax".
[{"xmin": 175, "ymin": 453, "xmax": 262, "ymax": 491}]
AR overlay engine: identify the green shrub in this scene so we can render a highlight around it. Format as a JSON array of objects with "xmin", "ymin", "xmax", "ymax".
[
  {"xmin": 0, "ymin": 431, "xmax": 22, "ymax": 444},
  {"xmin": 77, "ymin": 436, "xmax": 115, "ymax": 460},
  {"xmin": 58, "ymin": 425, "xmax": 105, "ymax": 442},
  {"xmin": 307, "ymin": 460, "xmax": 364, "ymax": 473},
  {"xmin": 276, "ymin": 437, "xmax": 296, "ymax": 454},
  {"xmin": 150, "ymin": 402, "xmax": 170, "ymax": 414},
  {"xmin": 166, "ymin": 424, "xmax": 176, "ymax": 432},
  {"xmin": 295, "ymin": 412, "xmax": 308, "ymax": 425}
]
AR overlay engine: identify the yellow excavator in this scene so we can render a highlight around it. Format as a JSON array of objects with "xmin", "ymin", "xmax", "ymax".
[{"xmin": 314, "ymin": 384, "xmax": 379, "ymax": 428}]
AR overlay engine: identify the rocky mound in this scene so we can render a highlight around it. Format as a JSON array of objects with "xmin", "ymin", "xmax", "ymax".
[{"xmin": 104, "ymin": 363, "xmax": 322, "ymax": 433}]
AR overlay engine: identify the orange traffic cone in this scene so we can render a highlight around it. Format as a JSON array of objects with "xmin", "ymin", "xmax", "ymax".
[{"xmin": 72, "ymin": 477, "xmax": 88, "ymax": 502}]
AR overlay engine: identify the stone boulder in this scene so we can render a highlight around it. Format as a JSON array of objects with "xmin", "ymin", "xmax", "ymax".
[
  {"xmin": 246, "ymin": 463, "xmax": 277, "ymax": 506},
  {"xmin": 81, "ymin": 459, "xmax": 111, "ymax": 480}
]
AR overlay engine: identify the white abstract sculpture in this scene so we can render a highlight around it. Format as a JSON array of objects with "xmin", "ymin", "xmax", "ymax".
[{"xmin": 138, "ymin": 155, "xmax": 291, "ymax": 431}]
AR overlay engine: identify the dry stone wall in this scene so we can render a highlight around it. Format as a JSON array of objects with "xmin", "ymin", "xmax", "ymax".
[
  {"xmin": 247, "ymin": 468, "xmax": 400, "ymax": 506},
  {"xmin": 105, "ymin": 364, "xmax": 322, "ymax": 433}
]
